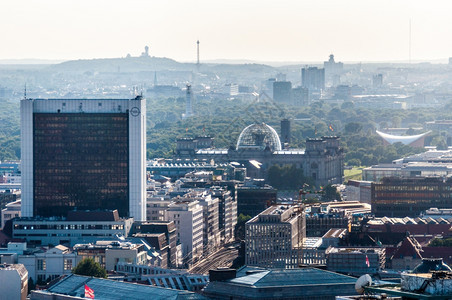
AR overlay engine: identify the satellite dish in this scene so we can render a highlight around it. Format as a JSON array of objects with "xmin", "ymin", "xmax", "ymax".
[{"xmin": 355, "ymin": 274, "xmax": 372, "ymax": 294}]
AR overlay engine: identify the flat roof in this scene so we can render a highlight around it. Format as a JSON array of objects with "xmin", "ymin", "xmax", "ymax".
[
  {"xmin": 229, "ymin": 267, "xmax": 357, "ymax": 287},
  {"xmin": 45, "ymin": 274, "xmax": 205, "ymax": 300}
]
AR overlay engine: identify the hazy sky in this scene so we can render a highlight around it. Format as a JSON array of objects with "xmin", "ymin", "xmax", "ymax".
[{"xmin": 2, "ymin": 0, "xmax": 452, "ymax": 62}]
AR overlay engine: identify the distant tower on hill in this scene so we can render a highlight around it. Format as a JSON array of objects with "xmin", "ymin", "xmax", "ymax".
[
  {"xmin": 141, "ymin": 45, "xmax": 150, "ymax": 57},
  {"xmin": 196, "ymin": 40, "xmax": 200, "ymax": 71},
  {"xmin": 197, "ymin": 40, "xmax": 200, "ymax": 65}
]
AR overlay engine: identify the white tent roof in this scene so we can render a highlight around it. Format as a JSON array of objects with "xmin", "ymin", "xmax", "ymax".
[{"xmin": 376, "ymin": 130, "xmax": 431, "ymax": 145}]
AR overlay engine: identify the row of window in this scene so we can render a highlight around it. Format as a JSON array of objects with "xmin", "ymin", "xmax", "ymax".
[
  {"xmin": 36, "ymin": 259, "xmax": 73, "ymax": 271},
  {"xmin": 15, "ymin": 224, "xmax": 124, "ymax": 230}
]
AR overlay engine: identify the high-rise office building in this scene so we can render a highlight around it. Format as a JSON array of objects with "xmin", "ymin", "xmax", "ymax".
[{"xmin": 20, "ymin": 96, "xmax": 146, "ymax": 221}]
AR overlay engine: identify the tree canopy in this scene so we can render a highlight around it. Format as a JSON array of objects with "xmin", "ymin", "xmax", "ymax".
[
  {"xmin": 0, "ymin": 96, "xmax": 448, "ymax": 167},
  {"xmin": 429, "ymin": 238, "xmax": 452, "ymax": 247},
  {"xmin": 267, "ymin": 164, "xmax": 313, "ymax": 190},
  {"xmin": 72, "ymin": 258, "xmax": 107, "ymax": 278}
]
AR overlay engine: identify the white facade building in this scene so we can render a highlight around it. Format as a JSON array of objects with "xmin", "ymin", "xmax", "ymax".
[
  {"xmin": 18, "ymin": 245, "xmax": 79, "ymax": 283},
  {"xmin": 166, "ymin": 200, "xmax": 203, "ymax": 265},
  {"xmin": 194, "ymin": 192, "xmax": 221, "ymax": 255}
]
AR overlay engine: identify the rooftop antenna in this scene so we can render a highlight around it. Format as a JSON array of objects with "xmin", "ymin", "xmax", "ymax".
[{"xmin": 24, "ymin": 83, "xmax": 27, "ymax": 100}]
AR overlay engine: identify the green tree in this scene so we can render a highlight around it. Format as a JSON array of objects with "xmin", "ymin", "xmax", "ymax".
[
  {"xmin": 341, "ymin": 101, "xmax": 355, "ymax": 110},
  {"xmin": 322, "ymin": 184, "xmax": 341, "ymax": 201},
  {"xmin": 28, "ymin": 277, "xmax": 36, "ymax": 294},
  {"xmin": 429, "ymin": 238, "xmax": 452, "ymax": 247},
  {"xmin": 347, "ymin": 158, "xmax": 361, "ymax": 167},
  {"xmin": 235, "ymin": 213, "xmax": 252, "ymax": 240},
  {"xmin": 72, "ymin": 258, "xmax": 107, "ymax": 278},
  {"xmin": 267, "ymin": 164, "xmax": 311, "ymax": 190},
  {"xmin": 391, "ymin": 116, "xmax": 402, "ymax": 128},
  {"xmin": 344, "ymin": 122, "xmax": 362, "ymax": 134}
]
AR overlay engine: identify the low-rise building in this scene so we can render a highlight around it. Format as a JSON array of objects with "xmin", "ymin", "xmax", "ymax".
[
  {"xmin": 305, "ymin": 205, "xmax": 350, "ymax": 237},
  {"xmin": 74, "ymin": 240, "xmax": 148, "ymax": 272},
  {"xmin": 116, "ymin": 262, "xmax": 208, "ymax": 291},
  {"xmin": 346, "ymin": 180, "xmax": 371, "ymax": 204},
  {"xmin": 326, "ymin": 247, "xmax": 386, "ymax": 276},
  {"xmin": 202, "ymin": 266, "xmax": 358, "ymax": 299},
  {"xmin": 105, "ymin": 242, "xmax": 148, "ymax": 272},
  {"xmin": 0, "ymin": 263, "xmax": 28, "ymax": 300},
  {"xmin": 30, "ymin": 274, "xmax": 205, "ymax": 300},
  {"xmin": 1, "ymin": 199, "xmax": 21, "ymax": 229},
  {"xmin": 237, "ymin": 179, "xmax": 277, "ymax": 218},
  {"xmin": 372, "ymin": 177, "xmax": 452, "ymax": 217},
  {"xmin": 19, "ymin": 245, "xmax": 78, "ymax": 283},
  {"xmin": 0, "ymin": 241, "xmax": 27, "ymax": 264},
  {"xmin": 12, "ymin": 211, "xmax": 133, "ymax": 246},
  {"xmin": 322, "ymin": 228, "xmax": 348, "ymax": 248},
  {"xmin": 133, "ymin": 221, "xmax": 178, "ymax": 268},
  {"xmin": 132, "ymin": 233, "xmax": 168, "ymax": 267}
]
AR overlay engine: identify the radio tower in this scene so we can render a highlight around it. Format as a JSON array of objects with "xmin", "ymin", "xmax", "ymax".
[{"xmin": 196, "ymin": 40, "xmax": 200, "ymax": 71}]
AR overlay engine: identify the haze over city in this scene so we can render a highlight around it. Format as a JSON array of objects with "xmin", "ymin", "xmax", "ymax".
[
  {"xmin": 2, "ymin": 0, "xmax": 452, "ymax": 62},
  {"xmin": 3, "ymin": 1, "xmax": 452, "ymax": 299}
]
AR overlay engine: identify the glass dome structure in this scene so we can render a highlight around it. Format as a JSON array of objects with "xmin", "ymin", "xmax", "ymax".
[{"xmin": 236, "ymin": 123, "xmax": 282, "ymax": 151}]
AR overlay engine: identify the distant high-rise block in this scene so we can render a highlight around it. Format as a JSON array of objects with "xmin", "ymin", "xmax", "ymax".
[
  {"xmin": 301, "ymin": 67, "xmax": 325, "ymax": 92},
  {"xmin": 280, "ymin": 119, "xmax": 291, "ymax": 146},
  {"xmin": 292, "ymin": 86, "xmax": 309, "ymax": 106},
  {"xmin": 372, "ymin": 74, "xmax": 383, "ymax": 88},
  {"xmin": 324, "ymin": 54, "xmax": 343, "ymax": 75},
  {"xmin": 20, "ymin": 97, "xmax": 147, "ymax": 220},
  {"xmin": 272, "ymin": 81, "xmax": 292, "ymax": 103}
]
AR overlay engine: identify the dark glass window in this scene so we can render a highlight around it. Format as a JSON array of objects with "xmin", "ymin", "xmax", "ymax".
[{"xmin": 33, "ymin": 113, "xmax": 129, "ymax": 217}]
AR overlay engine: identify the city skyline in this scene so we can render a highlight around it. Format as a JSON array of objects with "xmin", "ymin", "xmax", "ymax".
[{"xmin": 2, "ymin": 0, "xmax": 452, "ymax": 63}]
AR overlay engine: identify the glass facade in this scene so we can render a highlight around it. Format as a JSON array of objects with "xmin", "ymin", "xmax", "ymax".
[
  {"xmin": 33, "ymin": 113, "xmax": 129, "ymax": 218},
  {"xmin": 371, "ymin": 177, "xmax": 452, "ymax": 217}
]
